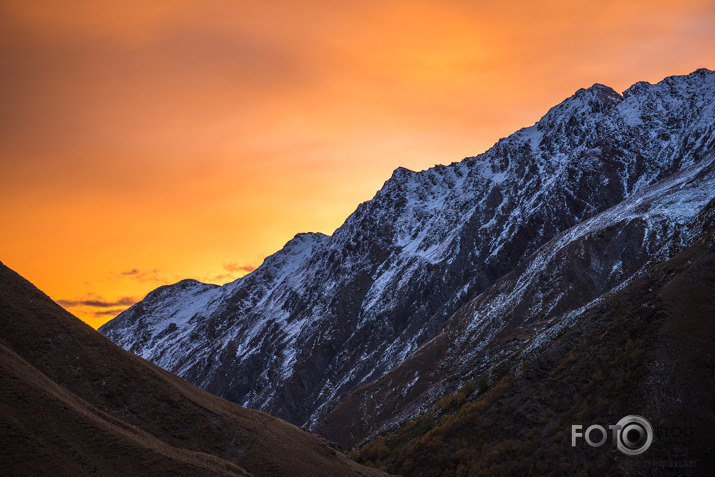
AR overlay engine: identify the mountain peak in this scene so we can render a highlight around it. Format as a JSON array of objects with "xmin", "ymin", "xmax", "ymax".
[
  {"xmin": 623, "ymin": 68, "xmax": 715, "ymax": 99},
  {"xmin": 622, "ymin": 80, "xmax": 651, "ymax": 99},
  {"xmin": 537, "ymin": 81, "xmax": 622, "ymax": 132},
  {"xmin": 386, "ymin": 166, "xmax": 416, "ymax": 184},
  {"xmin": 578, "ymin": 82, "xmax": 621, "ymax": 97}
]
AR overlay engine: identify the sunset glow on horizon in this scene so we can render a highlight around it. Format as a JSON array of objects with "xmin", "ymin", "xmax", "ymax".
[{"xmin": 1, "ymin": 0, "xmax": 713, "ymax": 328}]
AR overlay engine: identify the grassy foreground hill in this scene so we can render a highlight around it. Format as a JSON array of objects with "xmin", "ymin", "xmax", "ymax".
[{"xmin": 0, "ymin": 261, "xmax": 385, "ymax": 477}]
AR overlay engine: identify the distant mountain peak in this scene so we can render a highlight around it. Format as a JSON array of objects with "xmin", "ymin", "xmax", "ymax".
[
  {"xmin": 576, "ymin": 82, "xmax": 622, "ymax": 101},
  {"xmin": 537, "ymin": 81, "xmax": 623, "ymax": 133}
]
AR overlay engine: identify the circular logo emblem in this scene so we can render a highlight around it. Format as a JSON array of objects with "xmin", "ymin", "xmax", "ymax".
[{"xmin": 615, "ymin": 415, "xmax": 653, "ymax": 455}]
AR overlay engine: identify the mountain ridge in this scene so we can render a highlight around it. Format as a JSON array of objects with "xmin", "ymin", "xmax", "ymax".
[
  {"xmin": 319, "ymin": 150, "xmax": 715, "ymax": 446},
  {"xmin": 100, "ymin": 68, "xmax": 715, "ymax": 447}
]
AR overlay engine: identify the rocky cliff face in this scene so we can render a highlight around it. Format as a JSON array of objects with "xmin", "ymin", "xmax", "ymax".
[
  {"xmin": 320, "ymin": 150, "xmax": 715, "ymax": 446},
  {"xmin": 349, "ymin": 225, "xmax": 715, "ymax": 475},
  {"xmin": 100, "ymin": 69, "xmax": 715, "ymax": 444}
]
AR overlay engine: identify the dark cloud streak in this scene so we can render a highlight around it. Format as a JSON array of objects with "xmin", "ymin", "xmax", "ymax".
[
  {"xmin": 91, "ymin": 308, "xmax": 132, "ymax": 317},
  {"xmin": 57, "ymin": 296, "xmax": 136, "ymax": 309}
]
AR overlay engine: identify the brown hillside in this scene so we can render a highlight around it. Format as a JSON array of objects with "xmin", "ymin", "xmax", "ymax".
[{"xmin": 0, "ymin": 261, "xmax": 386, "ymax": 477}]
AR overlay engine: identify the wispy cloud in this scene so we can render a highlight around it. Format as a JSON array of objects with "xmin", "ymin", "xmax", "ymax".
[
  {"xmin": 91, "ymin": 308, "xmax": 132, "ymax": 317},
  {"xmin": 57, "ymin": 294, "xmax": 137, "ymax": 319},
  {"xmin": 198, "ymin": 262, "xmax": 258, "ymax": 284},
  {"xmin": 56, "ymin": 296, "xmax": 137, "ymax": 309},
  {"xmin": 223, "ymin": 262, "xmax": 256, "ymax": 274},
  {"xmin": 119, "ymin": 269, "xmax": 141, "ymax": 276},
  {"xmin": 113, "ymin": 268, "xmax": 167, "ymax": 283}
]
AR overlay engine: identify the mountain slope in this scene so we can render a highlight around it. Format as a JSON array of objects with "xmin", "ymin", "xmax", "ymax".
[
  {"xmin": 351, "ymin": 225, "xmax": 715, "ymax": 476},
  {"xmin": 100, "ymin": 68, "xmax": 715, "ymax": 441},
  {"xmin": 319, "ymin": 150, "xmax": 715, "ymax": 446},
  {"xmin": 0, "ymin": 262, "xmax": 385, "ymax": 477}
]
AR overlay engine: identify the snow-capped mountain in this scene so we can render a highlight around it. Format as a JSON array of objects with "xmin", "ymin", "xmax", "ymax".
[
  {"xmin": 100, "ymin": 69, "xmax": 715, "ymax": 445},
  {"xmin": 320, "ymin": 149, "xmax": 715, "ymax": 446}
]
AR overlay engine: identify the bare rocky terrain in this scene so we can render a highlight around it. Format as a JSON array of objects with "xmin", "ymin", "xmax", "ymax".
[{"xmin": 101, "ymin": 70, "xmax": 715, "ymax": 460}]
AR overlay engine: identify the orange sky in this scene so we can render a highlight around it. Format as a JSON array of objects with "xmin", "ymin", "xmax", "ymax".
[{"xmin": 1, "ymin": 0, "xmax": 713, "ymax": 328}]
